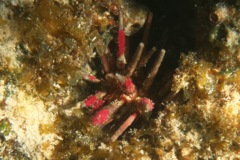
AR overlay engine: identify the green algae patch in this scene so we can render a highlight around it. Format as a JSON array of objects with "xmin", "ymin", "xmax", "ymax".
[{"xmin": 0, "ymin": 119, "xmax": 11, "ymax": 136}]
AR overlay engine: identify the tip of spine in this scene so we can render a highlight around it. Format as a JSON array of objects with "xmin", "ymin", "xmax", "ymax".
[{"xmin": 139, "ymin": 42, "xmax": 144, "ymax": 47}]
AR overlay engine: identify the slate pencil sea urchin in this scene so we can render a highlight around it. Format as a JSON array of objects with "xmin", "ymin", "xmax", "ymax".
[{"xmin": 82, "ymin": 0, "xmax": 167, "ymax": 142}]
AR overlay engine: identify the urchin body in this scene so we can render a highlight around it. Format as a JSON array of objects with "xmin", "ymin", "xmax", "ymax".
[{"xmin": 82, "ymin": 1, "xmax": 166, "ymax": 141}]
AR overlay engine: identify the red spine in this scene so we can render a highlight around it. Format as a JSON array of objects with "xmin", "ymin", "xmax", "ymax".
[{"xmin": 118, "ymin": 29, "xmax": 125, "ymax": 57}]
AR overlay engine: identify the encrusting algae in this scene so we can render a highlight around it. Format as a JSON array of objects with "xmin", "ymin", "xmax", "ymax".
[
  {"xmin": 149, "ymin": 1, "xmax": 240, "ymax": 159},
  {"xmin": 0, "ymin": 0, "xmax": 240, "ymax": 159}
]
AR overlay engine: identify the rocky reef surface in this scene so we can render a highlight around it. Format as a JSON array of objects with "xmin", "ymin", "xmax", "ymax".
[{"xmin": 0, "ymin": 0, "xmax": 239, "ymax": 159}]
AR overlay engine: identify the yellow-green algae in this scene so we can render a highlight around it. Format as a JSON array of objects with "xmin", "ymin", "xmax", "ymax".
[
  {"xmin": 0, "ymin": 0, "xmax": 150, "ymax": 159},
  {"xmin": 1, "ymin": 0, "xmax": 240, "ymax": 159}
]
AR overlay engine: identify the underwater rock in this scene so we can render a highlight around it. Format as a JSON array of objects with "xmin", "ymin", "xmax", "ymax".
[{"xmin": 1, "ymin": 0, "xmax": 240, "ymax": 159}]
